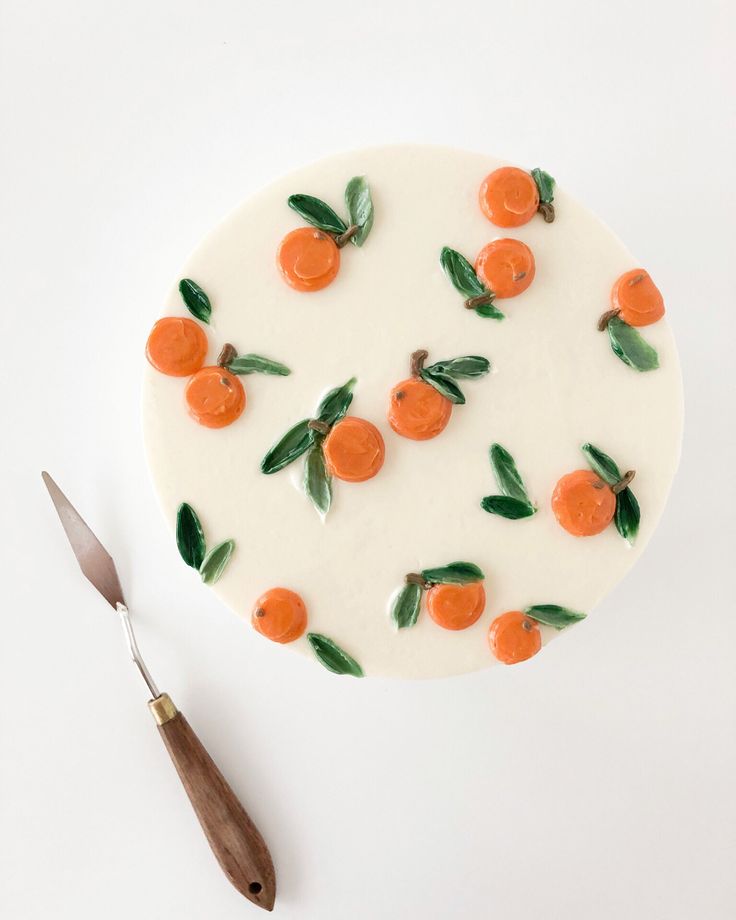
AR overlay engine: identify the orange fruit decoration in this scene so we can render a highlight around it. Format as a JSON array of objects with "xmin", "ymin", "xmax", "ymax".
[
  {"xmin": 252, "ymin": 587, "xmax": 308, "ymax": 644},
  {"xmin": 552, "ymin": 443, "xmax": 640, "ymax": 543},
  {"xmin": 552, "ymin": 469, "xmax": 616, "ymax": 537},
  {"xmin": 185, "ymin": 364, "xmax": 246, "ymax": 429},
  {"xmin": 261, "ymin": 377, "xmax": 384, "ymax": 519},
  {"xmin": 479, "ymin": 165, "xmax": 556, "ymax": 227},
  {"xmin": 389, "ymin": 561, "xmax": 485, "ymax": 631},
  {"xmin": 488, "ymin": 610, "xmax": 542, "ymax": 664},
  {"xmin": 389, "ymin": 377, "xmax": 451, "ymax": 440},
  {"xmin": 322, "ymin": 416, "xmax": 385, "ymax": 483},
  {"xmin": 277, "ymin": 177, "xmax": 374, "ymax": 292},
  {"xmin": 427, "ymin": 581, "xmax": 486, "ymax": 631},
  {"xmin": 610, "ymin": 269, "xmax": 665, "ymax": 327},
  {"xmin": 277, "ymin": 227, "xmax": 340, "ymax": 292},
  {"xmin": 388, "ymin": 350, "xmax": 491, "ymax": 441},
  {"xmin": 146, "ymin": 316, "xmax": 208, "ymax": 377},
  {"xmin": 475, "ymin": 238, "xmax": 536, "ymax": 299},
  {"xmin": 479, "ymin": 167, "xmax": 538, "ymax": 227}
]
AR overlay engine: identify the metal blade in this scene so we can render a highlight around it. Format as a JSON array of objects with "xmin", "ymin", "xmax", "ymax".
[{"xmin": 42, "ymin": 471, "xmax": 125, "ymax": 609}]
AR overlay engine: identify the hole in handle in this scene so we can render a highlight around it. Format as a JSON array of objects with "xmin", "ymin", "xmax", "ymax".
[{"xmin": 248, "ymin": 882, "xmax": 263, "ymax": 895}]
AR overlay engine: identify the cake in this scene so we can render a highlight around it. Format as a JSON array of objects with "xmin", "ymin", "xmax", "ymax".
[{"xmin": 142, "ymin": 145, "xmax": 683, "ymax": 679}]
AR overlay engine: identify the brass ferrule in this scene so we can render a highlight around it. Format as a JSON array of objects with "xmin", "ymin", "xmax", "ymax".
[{"xmin": 148, "ymin": 692, "xmax": 178, "ymax": 725}]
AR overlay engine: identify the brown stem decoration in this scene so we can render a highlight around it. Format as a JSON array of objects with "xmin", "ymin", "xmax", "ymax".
[
  {"xmin": 597, "ymin": 308, "xmax": 620, "ymax": 332},
  {"xmin": 628, "ymin": 273, "xmax": 645, "ymax": 286},
  {"xmin": 217, "ymin": 343, "xmax": 237, "ymax": 367},
  {"xmin": 464, "ymin": 292, "xmax": 495, "ymax": 310},
  {"xmin": 333, "ymin": 224, "xmax": 359, "ymax": 248},
  {"xmin": 538, "ymin": 202, "xmax": 555, "ymax": 223},
  {"xmin": 308, "ymin": 419, "xmax": 331, "ymax": 436},
  {"xmin": 405, "ymin": 572, "xmax": 431, "ymax": 590},
  {"xmin": 410, "ymin": 349, "xmax": 428, "ymax": 377},
  {"xmin": 612, "ymin": 470, "xmax": 636, "ymax": 494}
]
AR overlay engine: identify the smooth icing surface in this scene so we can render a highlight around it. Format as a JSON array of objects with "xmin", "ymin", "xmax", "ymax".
[{"xmin": 142, "ymin": 145, "xmax": 683, "ymax": 679}]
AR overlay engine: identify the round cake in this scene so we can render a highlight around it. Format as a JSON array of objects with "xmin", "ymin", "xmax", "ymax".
[{"xmin": 142, "ymin": 145, "xmax": 683, "ymax": 679}]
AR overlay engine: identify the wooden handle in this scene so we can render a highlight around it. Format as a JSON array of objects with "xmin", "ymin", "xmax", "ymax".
[{"xmin": 149, "ymin": 694, "xmax": 276, "ymax": 910}]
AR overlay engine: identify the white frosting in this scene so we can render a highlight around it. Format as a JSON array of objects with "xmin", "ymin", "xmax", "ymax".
[{"xmin": 142, "ymin": 145, "xmax": 683, "ymax": 679}]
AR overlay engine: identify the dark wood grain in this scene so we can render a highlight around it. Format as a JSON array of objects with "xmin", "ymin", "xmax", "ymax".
[{"xmin": 157, "ymin": 711, "xmax": 276, "ymax": 910}]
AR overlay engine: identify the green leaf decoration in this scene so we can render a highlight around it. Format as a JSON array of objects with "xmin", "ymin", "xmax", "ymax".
[
  {"xmin": 615, "ymin": 487, "xmax": 640, "ymax": 545},
  {"xmin": 607, "ymin": 316, "xmax": 659, "ymax": 372},
  {"xmin": 480, "ymin": 495, "xmax": 535, "ymax": 519},
  {"xmin": 424, "ymin": 356, "xmax": 491, "ymax": 379},
  {"xmin": 176, "ymin": 503, "xmax": 206, "ymax": 570},
  {"xmin": 178, "ymin": 279, "xmax": 211, "ymax": 324},
  {"xmin": 390, "ymin": 582, "xmax": 423, "ymax": 630},
  {"xmin": 261, "ymin": 418, "xmax": 313, "ymax": 475},
  {"xmin": 199, "ymin": 539, "xmax": 235, "ymax": 585},
  {"xmin": 530, "ymin": 168, "xmax": 555, "ymax": 204},
  {"xmin": 420, "ymin": 369, "xmax": 465, "ymax": 405},
  {"xmin": 345, "ymin": 176, "xmax": 374, "ymax": 247},
  {"xmin": 307, "ymin": 633, "xmax": 363, "ymax": 677},
  {"xmin": 474, "ymin": 302, "xmax": 505, "ymax": 320},
  {"xmin": 489, "ymin": 443, "xmax": 530, "ymax": 503},
  {"xmin": 581, "ymin": 443, "xmax": 621, "ymax": 486},
  {"xmin": 288, "ymin": 194, "xmax": 347, "ymax": 235},
  {"xmin": 227, "ymin": 354, "xmax": 291, "ymax": 376},
  {"xmin": 421, "ymin": 561, "xmax": 484, "ymax": 585},
  {"xmin": 524, "ymin": 604, "xmax": 586, "ymax": 628},
  {"xmin": 440, "ymin": 247, "xmax": 487, "ymax": 298},
  {"xmin": 304, "ymin": 444, "xmax": 332, "ymax": 517},
  {"xmin": 316, "ymin": 377, "xmax": 356, "ymax": 426}
]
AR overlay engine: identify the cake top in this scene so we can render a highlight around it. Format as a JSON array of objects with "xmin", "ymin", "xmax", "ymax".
[{"xmin": 142, "ymin": 145, "xmax": 682, "ymax": 679}]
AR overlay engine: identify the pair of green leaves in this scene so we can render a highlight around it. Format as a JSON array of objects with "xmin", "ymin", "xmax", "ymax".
[
  {"xmin": 308, "ymin": 633, "xmax": 363, "ymax": 677},
  {"xmin": 582, "ymin": 443, "xmax": 640, "ymax": 544},
  {"xmin": 481, "ymin": 444, "xmax": 536, "ymax": 520},
  {"xmin": 261, "ymin": 377, "xmax": 357, "ymax": 519},
  {"xmin": 179, "ymin": 278, "xmax": 211, "ymax": 324},
  {"xmin": 440, "ymin": 247, "xmax": 505, "ymax": 320},
  {"xmin": 524, "ymin": 604, "xmax": 585, "ymax": 629},
  {"xmin": 288, "ymin": 176, "xmax": 374, "ymax": 247},
  {"xmin": 176, "ymin": 503, "xmax": 235, "ymax": 585},
  {"xmin": 420, "ymin": 355, "xmax": 491, "ymax": 405},
  {"xmin": 391, "ymin": 562, "xmax": 484, "ymax": 629},
  {"xmin": 605, "ymin": 315, "xmax": 660, "ymax": 372}
]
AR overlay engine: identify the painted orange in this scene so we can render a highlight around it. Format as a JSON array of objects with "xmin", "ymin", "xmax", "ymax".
[
  {"xmin": 479, "ymin": 167, "xmax": 539, "ymax": 228},
  {"xmin": 277, "ymin": 227, "xmax": 340, "ymax": 292},
  {"xmin": 475, "ymin": 238, "xmax": 535, "ymax": 298},
  {"xmin": 252, "ymin": 587, "xmax": 307, "ymax": 643},
  {"xmin": 611, "ymin": 269, "xmax": 665, "ymax": 327},
  {"xmin": 388, "ymin": 377, "xmax": 453, "ymax": 440},
  {"xmin": 552, "ymin": 469, "xmax": 616, "ymax": 537},
  {"xmin": 488, "ymin": 610, "xmax": 542, "ymax": 664},
  {"xmin": 427, "ymin": 581, "xmax": 486, "ymax": 631},
  {"xmin": 322, "ymin": 416, "xmax": 385, "ymax": 482},
  {"xmin": 146, "ymin": 317, "xmax": 208, "ymax": 377},
  {"xmin": 185, "ymin": 366, "xmax": 245, "ymax": 428}
]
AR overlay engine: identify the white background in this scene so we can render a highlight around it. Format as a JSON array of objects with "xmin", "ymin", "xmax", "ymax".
[{"xmin": 1, "ymin": 1, "xmax": 734, "ymax": 918}]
